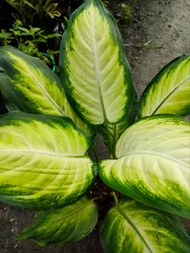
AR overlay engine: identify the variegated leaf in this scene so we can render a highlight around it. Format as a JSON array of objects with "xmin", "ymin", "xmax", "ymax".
[
  {"xmin": 0, "ymin": 46, "xmax": 94, "ymax": 136},
  {"xmin": 59, "ymin": 0, "xmax": 135, "ymax": 125},
  {"xmin": 0, "ymin": 112, "xmax": 96, "ymax": 209},
  {"xmin": 100, "ymin": 197, "xmax": 190, "ymax": 253},
  {"xmin": 18, "ymin": 196, "xmax": 98, "ymax": 246},
  {"xmin": 98, "ymin": 90, "xmax": 138, "ymax": 154},
  {"xmin": 138, "ymin": 54, "xmax": 190, "ymax": 117},
  {"xmin": 98, "ymin": 115, "xmax": 190, "ymax": 218}
]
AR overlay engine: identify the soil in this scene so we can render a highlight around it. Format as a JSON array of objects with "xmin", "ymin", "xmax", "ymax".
[{"xmin": 0, "ymin": 0, "xmax": 190, "ymax": 252}]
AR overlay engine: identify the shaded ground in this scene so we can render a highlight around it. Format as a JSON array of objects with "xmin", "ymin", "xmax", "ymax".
[{"xmin": 0, "ymin": 0, "xmax": 190, "ymax": 252}]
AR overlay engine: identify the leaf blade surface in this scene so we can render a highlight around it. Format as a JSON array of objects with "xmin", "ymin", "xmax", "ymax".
[
  {"xmin": 18, "ymin": 196, "xmax": 98, "ymax": 246},
  {"xmin": 0, "ymin": 112, "xmax": 95, "ymax": 209},
  {"xmin": 60, "ymin": 0, "xmax": 135, "ymax": 124},
  {"xmin": 100, "ymin": 197, "xmax": 190, "ymax": 253},
  {"xmin": 139, "ymin": 54, "xmax": 190, "ymax": 117},
  {"xmin": 98, "ymin": 115, "xmax": 190, "ymax": 218},
  {"xmin": 0, "ymin": 46, "xmax": 94, "ymax": 136}
]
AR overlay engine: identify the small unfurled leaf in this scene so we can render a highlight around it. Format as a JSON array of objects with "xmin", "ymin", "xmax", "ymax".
[
  {"xmin": 60, "ymin": 0, "xmax": 135, "ymax": 125},
  {"xmin": 100, "ymin": 197, "xmax": 190, "ymax": 253},
  {"xmin": 98, "ymin": 115, "xmax": 190, "ymax": 218},
  {"xmin": 0, "ymin": 112, "xmax": 96, "ymax": 209},
  {"xmin": 138, "ymin": 54, "xmax": 190, "ymax": 117},
  {"xmin": 0, "ymin": 46, "xmax": 94, "ymax": 136},
  {"xmin": 98, "ymin": 89, "xmax": 138, "ymax": 153},
  {"xmin": 17, "ymin": 196, "xmax": 98, "ymax": 246}
]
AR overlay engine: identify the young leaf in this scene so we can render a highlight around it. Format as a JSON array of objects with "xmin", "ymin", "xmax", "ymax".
[
  {"xmin": 59, "ymin": 0, "xmax": 136, "ymax": 125},
  {"xmin": 138, "ymin": 54, "xmax": 190, "ymax": 117},
  {"xmin": 0, "ymin": 46, "xmax": 94, "ymax": 136},
  {"xmin": 98, "ymin": 90, "xmax": 138, "ymax": 154},
  {"xmin": 100, "ymin": 197, "xmax": 190, "ymax": 253},
  {"xmin": 98, "ymin": 115, "xmax": 190, "ymax": 218},
  {"xmin": 17, "ymin": 196, "xmax": 98, "ymax": 246},
  {"xmin": 0, "ymin": 112, "xmax": 96, "ymax": 209}
]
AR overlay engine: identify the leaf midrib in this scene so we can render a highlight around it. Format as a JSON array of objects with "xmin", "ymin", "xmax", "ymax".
[
  {"xmin": 21, "ymin": 63, "xmax": 64, "ymax": 115},
  {"xmin": 116, "ymin": 205, "xmax": 154, "ymax": 253},
  {"xmin": 0, "ymin": 149, "xmax": 87, "ymax": 158},
  {"xmin": 152, "ymin": 75, "xmax": 190, "ymax": 115},
  {"xmin": 44, "ymin": 200, "xmax": 94, "ymax": 224},
  {"xmin": 92, "ymin": 6, "xmax": 107, "ymax": 123},
  {"xmin": 117, "ymin": 150, "xmax": 189, "ymax": 168}
]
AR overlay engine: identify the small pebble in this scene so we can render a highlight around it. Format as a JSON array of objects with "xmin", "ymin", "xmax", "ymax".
[
  {"xmin": 9, "ymin": 218, "xmax": 14, "ymax": 223},
  {"xmin": 13, "ymin": 244, "xmax": 18, "ymax": 249}
]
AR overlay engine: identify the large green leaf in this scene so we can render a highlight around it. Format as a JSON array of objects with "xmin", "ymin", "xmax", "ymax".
[
  {"xmin": 0, "ymin": 112, "xmax": 96, "ymax": 209},
  {"xmin": 100, "ymin": 197, "xmax": 190, "ymax": 253},
  {"xmin": 138, "ymin": 54, "xmax": 190, "ymax": 117},
  {"xmin": 98, "ymin": 115, "xmax": 190, "ymax": 218},
  {"xmin": 0, "ymin": 45, "xmax": 68, "ymax": 114},
  {"xmin": 0, "ymin": 46, "xmax": 94, "ymax": 136},
  {"xmin": 59, "ymin": 0, "xmax": 135, "ymax": 125},
  {"xmin": 17, "ymin": 196, "xmax": 98, "ymax": 246}
]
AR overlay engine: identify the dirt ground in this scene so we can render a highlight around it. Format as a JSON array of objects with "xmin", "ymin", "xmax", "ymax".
[{"xmin": 0, "ymin": 0, "xmax": 190, "ymax": 252}]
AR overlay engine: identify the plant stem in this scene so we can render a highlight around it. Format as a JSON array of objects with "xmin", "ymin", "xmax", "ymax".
[
  {"xmin": 110, "ymin": 192, "xmax": 118, "ymax": 205},
  {"xmin": 91, "ymin": 145, "xmax": 99, "ymax": 162},
  {"xmin": 103, "ymin": 120, "xmax": 116, "ymax": 159}
]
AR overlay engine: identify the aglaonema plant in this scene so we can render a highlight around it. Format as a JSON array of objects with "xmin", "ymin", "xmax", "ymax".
[{"xmin": 0, "ymin": 0, "xmax": 189, "ymax": 252}]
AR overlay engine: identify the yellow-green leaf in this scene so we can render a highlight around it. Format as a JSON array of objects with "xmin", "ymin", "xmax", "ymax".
[
  {"xmin": 0, "ymin": 46, "xmax": 94, "ymax": 136},
  {"xmin": 138, "ymin": 54, "xmax": 190, "ymax": 117},
  {"xmin": 98, "ymin": 115, "xmax": 190, "ymax": 218},
  {"xmin": 0, "ymin": 112, "xmax": 96, "ymax": 209},
  {"xmin": 18, "ymin": 196, "xmax": 98, "ymax": 246},
  {"xmin": 59, "ymin": 0, "xmax": 135, "ymax": 125},
  {"xmin": 100, "ymin": 197, "xmax": 190, "ymax": 253}
]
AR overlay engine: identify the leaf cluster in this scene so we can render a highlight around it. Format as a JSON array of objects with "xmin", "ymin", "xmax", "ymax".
[{"xmin": 0, "ymin": 0, "xmax": 189, "ymax": 251}]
